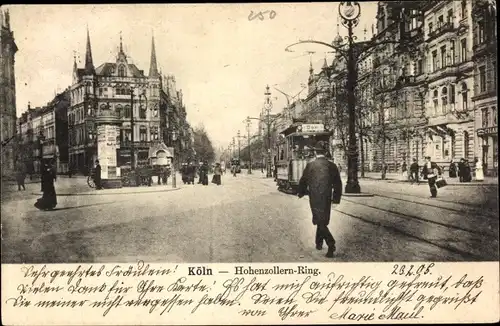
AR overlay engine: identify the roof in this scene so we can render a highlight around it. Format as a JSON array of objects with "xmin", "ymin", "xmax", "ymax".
[{"xmin": 95, "ymin": 63, "xmax": 145, "ymax": 77}]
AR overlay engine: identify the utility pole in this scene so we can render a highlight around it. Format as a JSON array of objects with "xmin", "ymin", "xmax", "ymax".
[
  {"xmin": 264, "ymin": 85, "xmax": 273, "ymax": 178},
  {"xmin": 237, "ymin": 130, "xmax": 241, "ymax": 160},
  {"xmin": 130, "ymin": 87, "xmax": 135, "ymax": 171},
  {"xmin": 246, "ymin": 117, "xmax": 252, "ymax": 174}
]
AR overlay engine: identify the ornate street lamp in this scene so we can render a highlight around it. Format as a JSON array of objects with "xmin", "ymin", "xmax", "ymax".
[{"xmin": 284, "ymin": 1, "xmax": 413, "ymax": 193}]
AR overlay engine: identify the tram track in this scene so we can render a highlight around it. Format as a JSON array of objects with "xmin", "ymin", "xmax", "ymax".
[{"xmin": 341, "ymin": 197, "xmax": 498, "ymax": 239}]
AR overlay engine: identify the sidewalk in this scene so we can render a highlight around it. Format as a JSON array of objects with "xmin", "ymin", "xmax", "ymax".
[{"xmin": 360, "ymin": 172, "xmax": 498, "ymax": 186}]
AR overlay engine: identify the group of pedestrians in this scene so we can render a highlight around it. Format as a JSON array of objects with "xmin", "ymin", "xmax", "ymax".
[{"xmin": 180, "ymin": 161, "xmax": 223, "ymax": 186}]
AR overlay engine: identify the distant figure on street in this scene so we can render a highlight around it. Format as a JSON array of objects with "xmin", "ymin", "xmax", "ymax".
[
  {"xmin": 94, "ymin": 160, "xmax": 102, "ymax": 190},
  {"xmin": 34, "ymin": 162, "xmax": 57, "ymax": 210},
  {"xmin": 232, "ymin": 164, "xmax": 237, "ymax": 177},
  {"xmin": 475, "ymin": 158, "xmax": 484, "ymax": 181},
  {"xmin": 459, "ymin": 158, "xmax": 472, "ymax": 182},
  {"xmin": 200, "ymin": 161, "xmax": 209, "ymax": 185},
  {"xmin": 16, "ymin": 162, "xmax": 26, "ymax": 191},
  {"xmin": 212, "ymin": 163, "xmax": 222, "ymax": 185},
  {"xmin": 297, "ymin": 140, "xmax": 343, "ymax": 258},
  {"xmin": 401, "ymin": 160, "xmax": 408, "ymax": 180},
  {"xmin": 449, "ymin": 159, "xmax": 457, "ymax": 178},
  {"xmin": 422, "ymin": 156, "xmax": 440, "ymax": 198},
  {"xmin": 410, "ymin": 158, "xmax": 420, "ymax": 184}
]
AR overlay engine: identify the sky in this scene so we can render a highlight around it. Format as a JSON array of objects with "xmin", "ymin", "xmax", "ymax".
[{"xmin": 7, "ymin": 2, "xmax": 378, "ymax": 149}]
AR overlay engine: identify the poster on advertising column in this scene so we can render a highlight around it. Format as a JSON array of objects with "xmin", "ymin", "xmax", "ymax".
[{"xmin": 97, "ymin": 125, "xmax": 118, "ymax": 179}]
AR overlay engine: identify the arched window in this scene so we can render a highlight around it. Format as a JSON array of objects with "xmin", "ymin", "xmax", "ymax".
[
  {"xmin": 449, "ymin": 84, "xmax": 456, "ymax": 105},
  {"xmin": 115, "ymin": 104, "xmax": 123, "ymax": 117},
  {"xmin": 433, "ymin": 90, "xmax": 439, "ymax": 115},
  {"xmin": 124, "ymin": 105, "xmax": 131, "ymax": 118},
  {"xmin": 139, "ymin": 126, "xmax": 148, "ymax": 141},
  {"xmin": 461, "ymin": 82, "xmax": 468, "ymax": 111},
  {"xmin": 441, "ymin": 87, "xmax": 448, "ymax": 113},
  {"xmin": 139, "ymin": 105, "xmax": 147, "ymax": 119},
  {"xmin": 118, "ymin": 65, "xmax": 126, "ymax": 77}
]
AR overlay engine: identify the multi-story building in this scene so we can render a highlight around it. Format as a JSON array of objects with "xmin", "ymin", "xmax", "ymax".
[
  {"xmin": 0, "ymin": 9, "xmax": 18, "ymax": 177},
  {"xmin": 420, "ymin": 0, "xmax": 476, "ymax": 166},
  {"xmin": 17, "ymin": 89, "xmax": 70, "ymax": 174},
  {"xmin": 68, "ymin": 30, "xmax": 161, "ymax": 173},
  {"xmin": 472, "ymin": 0, "xmax": 497, "ymax": 175}
]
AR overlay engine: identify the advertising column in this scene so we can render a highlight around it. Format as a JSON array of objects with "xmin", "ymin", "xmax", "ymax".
[{"xmin": 97, "ymin": 124, "xmax": 118, "ymax": 184}]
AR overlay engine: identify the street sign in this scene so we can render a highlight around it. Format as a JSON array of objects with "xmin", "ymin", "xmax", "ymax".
[{"xmin": 301, "ymin": 124, "xmax": 325, "ymax": 133}]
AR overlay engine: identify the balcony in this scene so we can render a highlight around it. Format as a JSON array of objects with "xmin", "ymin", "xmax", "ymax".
[
  {"xmin": 472, "ymin": 40, "xmax": 495, "ymax": 58},
  {"xmin": 427, "ymin": 22, "xmax": 456, "ymax": 42},
  {"xmin": 427, "ymin": 65, "xmax": 459, "ymax": 83},
  {"xmin": 120, "ymin": 140, "xmax": 151, "ymax": 148}
]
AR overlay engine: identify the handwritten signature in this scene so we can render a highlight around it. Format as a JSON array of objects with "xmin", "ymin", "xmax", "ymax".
[{"xmin": 248, "ymin": 10, "xmax": 277, "ymax": 21}]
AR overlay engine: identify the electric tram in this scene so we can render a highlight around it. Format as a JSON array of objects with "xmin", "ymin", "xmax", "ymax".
[{"xmin": 275, "ymin": 120, "xmax": 333, "ymax": 194}]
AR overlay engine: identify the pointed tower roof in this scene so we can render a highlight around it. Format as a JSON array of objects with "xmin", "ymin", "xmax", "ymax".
[
  {"xmin": 84, "ymin": 27, "xmax": 95, "ymax": 75},
  {"xmin": 309, "ymin": 58, "xmax": 314, "ymax": 75},
  {"xmin": 149, "ymin": 34, "xmax": 159, "ymax": 78}
]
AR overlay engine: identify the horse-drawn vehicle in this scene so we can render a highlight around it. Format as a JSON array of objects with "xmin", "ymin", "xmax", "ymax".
[{"xmin": 275, "ymin": 121, "xmax": 333, "ymax": 194}]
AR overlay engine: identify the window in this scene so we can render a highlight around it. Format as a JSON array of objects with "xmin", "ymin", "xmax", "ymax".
[
  {"xmin": 450, "ymin": 84, "xmax": 456, "ymax": 104},
  {"xmin": 479, "ymin": 66, "xmax": 486, "ymax": 92},
  {"xmin": 440, "ymin": 45, "xmax": 447, "ymax": 67},
  {"xmin": 478, "ymin": 20, "xmax": 486, "ymax": 44},
  {"xmin": 432, "ymin": 50, "xmax": 438, "ymax": 71},
  {"xmin": 152, "ymin": 104, "xmax": 158, "ymax": 117},
  {"xmin": 493, "ymin": 61, "xmax": 497, "ymax": 89},
  {"xmin": 461, "ymin": 0, "xmax": 467, "ymax": 19},
  {"xmin": 428, "ymin": 22, "xmax": 433, "ymax": 36},
  {"xmin": 139, "ymin": 127, "xmax": 147, "ymax": 141},
  {"xmin": 115, "ymin": 104, "xmax": 122, "ymax": 116},
  {"xmin": 460, "ymin": 39, "xmax": 467, "ymax": 62},
  {"xmin": 151, "ymin": 127, "xmax": 159, "ymax": 141},
  {"xmin": 482, "ymin": 108, "xmax": 489, "ymax": 127},
  {"xmin": 124, "ymin": 105, "xmax": 131, "ymax": 118},
  {"xmin": 461, "ymin": 82, "xmax": 468, "ymax": 111},
  {"xmin": 463, "ymin": 131, "xmax": 469, "ymax": 158},
  {"xmin": 447, "ymin": 9, "xmax": 453, "ymax": 24},
  {"xmin": 433, "ymin": 90, "xmax": 439, "ymax": 115},
  {"xmin": 88, "ymin": 127, "xmax": 95, "ymax": 140},
  {"xmin": 438, "ymin": 15, "xmax": 444, "ymax": 28},
  {"xmin": 99, "ymin": 88, "xmax": 103, "ymax": 96},
  {"xmin": 139, "ymin": 105, "xmax": 147, "ymax": 119},
  {"xmin": 450, "ymin": 40, "xmax": 456, "ymax": 65},
  {"xmin": 118, "ymin": 65, "xmax": 126, "ymax": 77},
  {"xmin": 441, "ymin": 87, "xmax": 448, "ymax": 113},
  {"xmin": 417, "ymin": 59, "xmax": 423, "ymax": 74},
  {"xmin": 492, "ymin": 107, "xmax": 497, "ymax": 126}
]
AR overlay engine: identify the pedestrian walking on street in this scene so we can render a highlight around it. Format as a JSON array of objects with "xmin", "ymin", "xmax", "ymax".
[
  {"xmin": 34, "ymin": 162, "xmax": 57, "ymax": 210},
  {"xmin": 422, "ymin": 156, "xmax": 440, "ymax": 198},
  {"xmin": 449, "ymin": 159, "xmax": 457, "ymax": 178},
  {"xmin": 94, "ymin": 160, "xmax": 102, "ymax": 190},
  {"xmin": 16, "ymin": 162, "xmax": 26, "ymax": 191},
  {"xmin": 199, "ymin": 161, "xmax": 209, "ymax": 185},
  {"xmin": 212, "ymin": 163, "xmax": 222, "ymax": 185},
  {"xmin": 297, "ymin": 141, "xmax": 342, "ymax": 258},
  {"xmin": 410, "ymin": 158, "xmax": 420, "ymax": 184},
  {"xmin": 401, "ymin": 160, "xmax": 408, "ymax": 180}
]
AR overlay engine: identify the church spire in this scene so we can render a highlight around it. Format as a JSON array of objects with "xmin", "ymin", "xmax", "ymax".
[
  {"xmin": 149, "ymin": 34, "xmax": 159, "ymax": 78},
  {"xmin": 84, "ymin": 27, "xmax": 95, "ymax": 75},
  {"xmin": 119, "ymin": 31, "xmax": 124, "ymax": 54}
]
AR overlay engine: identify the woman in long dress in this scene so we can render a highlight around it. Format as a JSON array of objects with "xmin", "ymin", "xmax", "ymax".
[
  {"xmin": 35, "ymin": 162, "xmax": 57, "ymax": 210},
  {"xmin": 475, "ymin": 159, "xmax": 484, "ymax": 181},
  {"xmin": 212, "ymin": 163, "xmax": 222, "ymax": 185}
]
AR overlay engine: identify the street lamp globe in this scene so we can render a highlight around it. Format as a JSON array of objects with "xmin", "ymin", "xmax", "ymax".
[{"xmin": 339, "ymin": 1, "xmax": 361, "ymax": 21}]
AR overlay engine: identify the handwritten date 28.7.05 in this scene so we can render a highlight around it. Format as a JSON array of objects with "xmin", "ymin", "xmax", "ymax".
[
  {"xmin": 248, "ymin": 10, "xmax": 276, "ymax": 21},
  {"xmin": 392, "ymin": 263, "xmax": 435, "ymax": 277}
]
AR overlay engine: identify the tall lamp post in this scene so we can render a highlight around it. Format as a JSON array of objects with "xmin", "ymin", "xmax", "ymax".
[
  {"xmin": 245, "ymin": 117, "xmax": 252, "ymax": 174},
  {"xmin": 170, "ymin": 129, "xmax": 178, "ymax": 188},
  {"xmin": 285, "ymin": 1, "xmax": 411, "ymax": 193},
  {"xmin": 38, "ymin": 130, "xmax": 45, "ymax": 191}
]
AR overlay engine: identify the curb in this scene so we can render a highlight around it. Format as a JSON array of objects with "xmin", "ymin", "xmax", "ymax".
[
  {"xmin": 31, "ymin": 187, "xmax": 182, "ymax": 197},
  {"xmin": 343, "ymin": 193, "xmax": 375, "ymax": 197},
  {"xmin": 361, "ymin": 177, "xmax": 497, "ymax": 186}
]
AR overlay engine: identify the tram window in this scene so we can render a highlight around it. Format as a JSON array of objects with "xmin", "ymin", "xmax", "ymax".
[{"xmin": 280, "ymin": 149, "xmax": 284, "ymax": 160}]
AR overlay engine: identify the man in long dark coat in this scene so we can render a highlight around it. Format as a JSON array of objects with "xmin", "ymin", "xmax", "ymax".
[
  {"xmin": 94, "ymin": 160, "xmax": 102, "ymax": 190},
  {"xmin": 298, "ymin": 141, "xmax": 342, "ymax": 258},
  {"xmin": 421, "ymin": 156, "xmax": 440, "ymax": 197}
]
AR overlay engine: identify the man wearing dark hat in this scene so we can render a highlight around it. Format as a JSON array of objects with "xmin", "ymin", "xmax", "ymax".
[{"xmin": 297, "ymin": 140, "xmax": 342, "ymax": 258}]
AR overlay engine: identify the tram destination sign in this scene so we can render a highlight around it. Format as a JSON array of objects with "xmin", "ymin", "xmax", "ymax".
[{"xmin": 301, "ymin": 124, "xmax": 325, "ymax": 133}]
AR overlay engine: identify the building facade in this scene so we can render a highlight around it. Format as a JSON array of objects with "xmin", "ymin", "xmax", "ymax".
[
  {"xmin": 471, "ymin": 0, "xmax": 497, "ymax": 175},
  {"xmin": 0, "ymin": 9, "xmax": 18, "ymax": 176},
  {"xmin": 68, "ymin": 31, "xmax": 161, "ymax": 173},
  {"xmin": 17, "ymin": 89, "xmax": 70, "ymax": 174}
]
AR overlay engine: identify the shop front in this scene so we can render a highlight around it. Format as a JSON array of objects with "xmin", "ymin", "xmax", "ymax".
[{"xmin": 477, "ymin": 126, "xmax": 498, "ymax": 176}]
